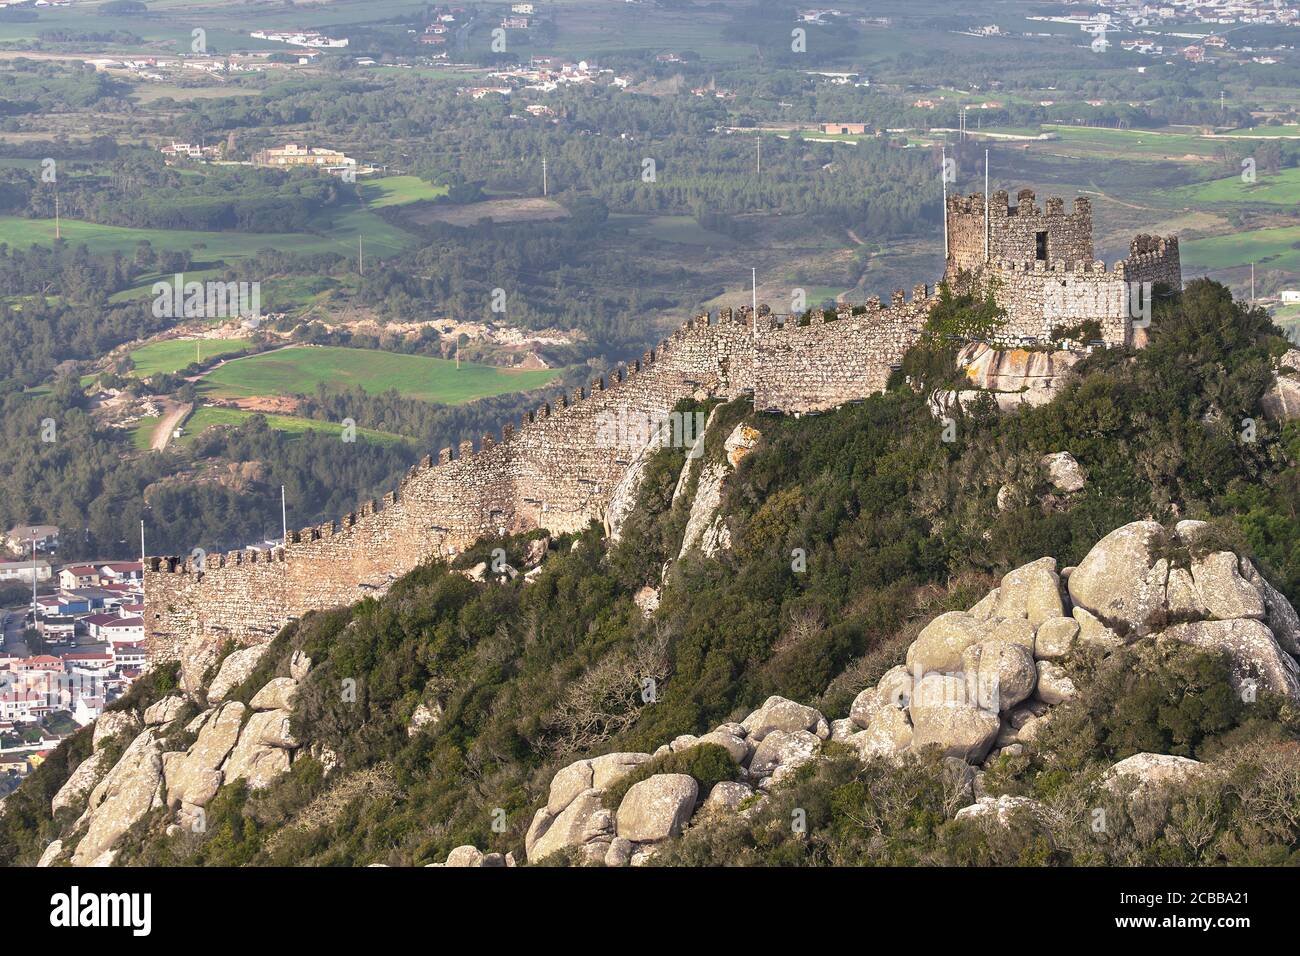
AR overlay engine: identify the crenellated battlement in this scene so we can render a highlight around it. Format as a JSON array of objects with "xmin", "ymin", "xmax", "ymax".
[
  {"xmin": 145, "ymin": 194, "xmax": 1182, "ymax": 687},
  {"xmin": 944, "ymin": 188, "xmax": 1181, "ymax": 347},
  {"xmin": 143, "ymin": 289, "xmax": 941, "ymax": 681}
]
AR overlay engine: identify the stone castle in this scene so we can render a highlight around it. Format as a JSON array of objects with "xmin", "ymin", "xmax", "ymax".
[{"xmin": 143, "ymin": 189, "xmax": 1181, "ymax": 679}]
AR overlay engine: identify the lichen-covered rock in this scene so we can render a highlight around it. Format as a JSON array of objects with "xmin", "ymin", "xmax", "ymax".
[
  {"xmin": 92, "ymin": 709, "xmax": 141, "ymax": 752},
  {"xmin": 909, "ymin": 674, "xmax": 1000, "ymax": 762},
  {"xmin": 37, "ymin": 840, "xmax": 63, "ymax": 868},
  {"xmin": 528, "ymin": 788, "xmax": 604, "ymax": 862},
  {"xmin": 740, "ymin": 696, "xmax": 825, "ymax": 741},
  {"xmin": 615, "ymin": 774, "xmax": 698, "ymax": 843},
  {"xmin": 960, "ymin": 641, "xmax": 1037, "ymax": 711},
  {"xmin": 590, "ymin": 752, "xmax": 652, "ymax": 790},
  {"xmin": 51, "ymin": 749, "xmax": 110, "ymax": 816},
  {"xmin": 1034, "ymin": 661, "xmax": 1076, "ymax": 705},
  {"xmin": 223, "ymin": 736, "xmax": 291, "ymax": 791},
  {"xmin": 1073, "ymin": 606, "xmax": 1123, "ymax": 650},
  {"xmin": 547, "ymin": 759, "xmax": 594, "ymax": 814},
  {"xmin": 1103, "ymin": 753, "xmax": 1207, "ymax": 796},
  {"xmin": 1041, "ymin": 451, "xmax": 1087, "ymax": 493},
  {"xmin": 164, "ymin": 701, "xmax": 245, "ymax": 808},
  {"xmin": 241, "ymin": 708, "xmax": 298, "ymax": 749},
  {"xmin": 1034, "ymin": 616, "xmax": 1079, "ymax": 659},
  {"xmin": 692, "ymin": 730, "xmax": 750, "ymax": 765},
  {"xmin": 1242, "ymin": 560, "xmax": 1300, "ymax": 657},
  {"xmin": 989, "ymin": 618, "xmax": 1037, "ymax": 655},
  {"xmin": 407, "ymin": 700, "xmax": 443, "ymax": 737},
  {"xmin": 908, "ymin": 611, "xmax": 987, "ymax": 672},
  {"xmin": 849, "ymin": 686, "xmax": 886, "ymax": 729},
  {"xmin": 1191, "ymin": 552, "xmax": 1266, "ymax": 622},
  {"xmin": 703, "ymin": 781, "xmax": 754, "ymax": 814},
  {"xmin": 969, "ymin": 588, "xmax": 1000, "ymax": 621},
  {"xmin": 605, "ymin": 837, "xmax": 634, "ymax": 867},
  {"xmin": 207, "ymin": 644, "xmax": 272, "ymax": 704},
  {"xmin": 1068, "ymin": 521, "xmax": 1169, "ymax": 636},
  {"xmin": 143, "ymin": 696, "xmax": 186, "ymax": 728},
  {"xmin": 955, "ymin": 794, "xmax": 1044, "ymax": 827},
  {"xmin": 994, "ymin": 557, "xmax": 1065, "ymax": 625},
  {"xmin": 876, "ymin": 665, "xmax": 915, "ymax": 709},
  {"xmin": 747, "ymin": 729, "xmax": 821, "ymax": 777},
  {"xmin": 73, "ymin": 730, "xmax": 164, "ymax": 866},
  {"xmin": 854, "ymin": 706, "xmax": 913, "ymax": 759},
  {"xmin": 1159, "ymin": 619, "xmax": 1300, "ymax": 700},
  {"xmin": 909, "ymin": 704, "xmax": 1000, "ymax": 763},
  {"xmin": 1165, "ymin": 567, "xmax": 1205, "ymax": 620},
  {"xmin": 289, "ymin": 650, "xmax": 313, "ymax": 681},
  {"xmin": 249, "ymin": 677, "xmax": 298, "ymax": 712},
  {"xmin": 442, "ymin": 846, "xmax": 506, "ymax": 867}
]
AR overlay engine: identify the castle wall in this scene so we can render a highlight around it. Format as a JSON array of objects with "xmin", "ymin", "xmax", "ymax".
[
  {"xmin": 145, "ymin": 309, "xmax": 766, "ymax": 664},
  {"xmin": 144, "ymin": 189, "xmax": 1182, "ymax": 674},
  {"xmin": 752, "ymin": 287, "xmax": 932, "ymax": 413}
]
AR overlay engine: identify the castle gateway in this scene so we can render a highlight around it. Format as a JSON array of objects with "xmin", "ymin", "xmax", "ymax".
[{"xmin": 144, "ymin": 190, "xmax": 1180, "ymax": 686}]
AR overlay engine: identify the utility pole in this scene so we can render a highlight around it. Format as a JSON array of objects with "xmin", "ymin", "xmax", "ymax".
[
  {"xmin": 1251, "ymin": 262, "xmax": 1256, "ymax": 305},
  {"xmin": 140, "ymin": 520, "xmax": 146, "ymax": 608},
  {"xmin": 281, "ymin": 485, "xmax": 288, "ymax": 546},
  {"xmin": 54, "ymin": 192, "xmax": 60, "ymax": 240},
  {"xmin": 358, "ymin": 235, "xmax": 364, "ymax": 276},
  {"xmin": 31, "ymin": 534, "xmax": 37, "ymax": 621},
  {"xmin": 756, "ymin": 136, "xmax": 761, "ymax": 176},
  {"xmin": 542, "ymin": 156, "xmax": 548, "ymax": 196},
  {"xmin": 751, "ymin": 267, "xmax": 757, "ymax": 317},
  {"xmin": 941, "ymin": 146, "xmax": 949, "ymax": 261}
]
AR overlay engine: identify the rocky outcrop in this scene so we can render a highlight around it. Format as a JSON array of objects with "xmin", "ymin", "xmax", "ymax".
[
  {"xmin": 54, "ymin": 662, "xmax": 307, "ymax": 865},
  {"xmin": 51, "ymin": 750, "xmax": 111, "ymax": 817},
  {"xmin": 932, "ymin": 343, "xmax": 1083, "ymax": 414},
  {"xmin": 73, "ymin": 730, "xmax": 164, "ymax": 866},
  {"xmin": 1262, "ymin": 350, "xmax": 1300, "ymax": 421},
  {"xmin": 207, "ymin": 644, "xmax": 272, "ymax": 703},
  {"xmin": 92, "ymin": 710, "xmax": 140, "ymax": 752},
  {"xmin": 1104, "ymin": 752, "xmax": 1208, "ymax": 797},
  {"xmin": 679, "ymin": 422, "xmax": 760, "ymax": 559}
]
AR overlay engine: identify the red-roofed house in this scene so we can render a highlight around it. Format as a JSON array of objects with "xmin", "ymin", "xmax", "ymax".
[{"xmin": 59, "ymin": 564, "xmax": 101, "ymax": 590}]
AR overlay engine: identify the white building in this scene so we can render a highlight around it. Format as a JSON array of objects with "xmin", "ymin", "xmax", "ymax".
[{"xmin": 0, "ymin": 560, "xmax": 51, "ymax": 585}]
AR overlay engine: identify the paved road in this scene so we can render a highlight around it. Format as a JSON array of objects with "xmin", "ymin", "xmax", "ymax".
[{"xmin": 1, "ymin": 609, "xmax": 29, "ymax": 658}]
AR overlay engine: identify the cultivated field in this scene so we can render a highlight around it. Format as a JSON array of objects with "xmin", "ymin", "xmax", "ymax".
[
  {"xmin": 198, "ymin": 345, "xmax": 562, "ymax": 405},
  {"xmin": 402, "ymin": 197, "xmax": 570, "ymax": 227},
  {"xmin": 127, "ymin": 338, "xmax": 251, "ymax": 378},
  {"xmin": 177, "ymin": 405, "xmax": 412, "ymax": 448}
]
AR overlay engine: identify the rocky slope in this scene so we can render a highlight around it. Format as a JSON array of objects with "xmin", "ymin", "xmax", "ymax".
[{"xmin": 432, "ymin": 518, "xmax": 1300, "ymax": 866}]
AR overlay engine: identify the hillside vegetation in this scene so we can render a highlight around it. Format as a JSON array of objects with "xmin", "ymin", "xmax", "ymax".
[{"xmin": 5, "ymin": 279, "xmax": 1299, "ymax": 867}]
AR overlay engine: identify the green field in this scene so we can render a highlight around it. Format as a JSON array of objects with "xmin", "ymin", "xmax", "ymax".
[
  {"xmin": 1172, "ymin": 167, "xmax": 1300, "ymax": 206},
  {"xmin": 130, "ymin": 416, "xmax": 161, "ymax": 451},
  {"xmin": 0, "ymin": 204, "xmax": 418, "ymax": 261},
  {"xmin": 128, "ymin": 338, "xmax": 251, "ymax": 378},
  {"xmin": 177, "ymin": 405, "xmax": 412, "ymax": 447},
  {"xmin": 360, "ymin": 175, "xmax": 449, "ymax": 208},
  {"xmin": 200, "ymin": 345, "xmax": 562, "ymax": 405},
  {"xmin": 1182, "ymin": 225, "xmax": 1300, "ymax": 272},
  {"xmin": 1221, "ymin": 126, "xmax": 1300, "ymax": 138},
  {"xmin": 1041, "ymin": 125, "xmax": 1220, "ymax": 160}
]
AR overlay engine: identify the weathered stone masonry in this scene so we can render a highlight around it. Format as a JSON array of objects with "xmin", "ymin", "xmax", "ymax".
[
  {"xmin": 946, "ymin": 189, "xmax": 1180, "ymax": 347},
  {"xmin": 145, "ymin": 190, "xmax": 1182, "ymax": 672}
]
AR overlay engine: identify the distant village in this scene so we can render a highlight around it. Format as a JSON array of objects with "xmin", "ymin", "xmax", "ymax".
[{"xmin": 0, "ymin": 524, "xmax": 144, "ymax": 800}]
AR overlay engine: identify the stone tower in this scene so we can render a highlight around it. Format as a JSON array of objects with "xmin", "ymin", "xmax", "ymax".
[{"xmin": 945, "ymin": 189, "xmax": 1095, "ymax": 277}]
